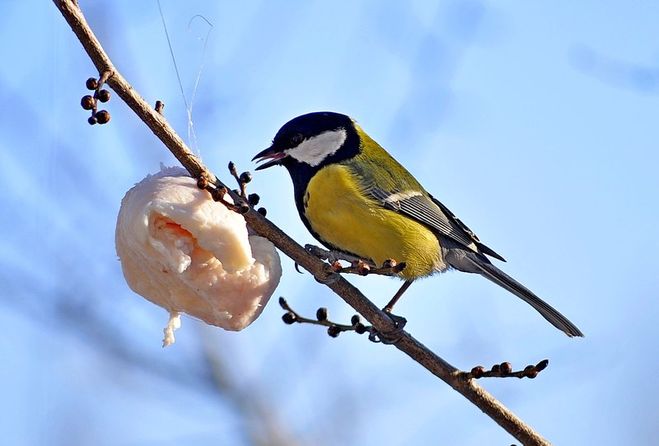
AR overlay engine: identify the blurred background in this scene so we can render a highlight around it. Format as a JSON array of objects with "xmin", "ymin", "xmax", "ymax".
[{"xmin": 1, "ymin": 1, "xmax": 658, "ymax": 445}]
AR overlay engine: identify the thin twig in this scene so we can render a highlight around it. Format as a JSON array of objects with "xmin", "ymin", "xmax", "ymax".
[
  {"xmin": 460, "ymin": 360, "xmax": 550, "ymax": 380},
  {"xmin": 52, "ymin": 1, "xmax": 551, "ymax": 444},
  {"xmin": 279, "ymin": 297, "xmax": 385, "ymax": 341},
  {"xmin": 305, "ymin": 244, "xmax": 406, "ymax": 277}
]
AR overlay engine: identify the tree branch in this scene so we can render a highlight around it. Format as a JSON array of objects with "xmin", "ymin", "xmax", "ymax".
[{"xmin": 52, "ymin": 1, "xmax": 551, "ymax": 444}]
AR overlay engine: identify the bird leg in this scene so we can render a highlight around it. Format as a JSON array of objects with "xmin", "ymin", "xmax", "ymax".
[
  {"xmin": 383, "ymin": 279, "xmax": 413, "ymax": 313},
  {"xmin": 376, "ymin": 279, "xmax": 414, "ymax": 338}
]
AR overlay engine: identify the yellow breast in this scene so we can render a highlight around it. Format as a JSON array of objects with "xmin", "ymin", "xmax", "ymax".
[{"xmin": 303, "ymin": 164, "xmax": 445, "ymax": 279}]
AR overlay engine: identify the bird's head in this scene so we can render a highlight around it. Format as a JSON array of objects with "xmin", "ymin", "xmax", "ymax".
[{"xmin": 253, "ymin": 112, "xmax": 360, "ymax": 172}]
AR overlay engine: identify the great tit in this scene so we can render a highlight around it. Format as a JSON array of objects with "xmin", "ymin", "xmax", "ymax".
[{"xmin": 253, "ymin": 112, "xmax": 583, "ymax": 337}]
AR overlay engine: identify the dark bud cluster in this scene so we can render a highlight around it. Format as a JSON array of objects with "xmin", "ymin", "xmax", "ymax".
[
  {"xmin": 224, "ymin": 161, "xmax": 268, "ymax": 216},
  {"xmin": 316, "ymin": 307, "xmax": 328, "ymax": 321},
  {"xmin": 470, "ymin": 366, "xmax": 486, "ymax": 378},
  {"xmin": 81, "ymin": 95, "xmax": 94, "ymax": 110},
  {"xmin": 248, "ymin": 193, "xmax": 260, "ymax": 206},
  {"xmin": 195, "ymin": 173, "xmax": 250, "ymax": 215},
  {"xmin": 81, "ymin": 75, "xmax": 111, "ymax": 125},
  {"xmin": 97, "ymin": 89, "xmax": 111, "ymax": 103},
  {"xmin": 238, "ymin": 202, "xmax": 250, "ymax": 214},
  {"xmin": 277, "ymin": 297, "xmax": 376, "ymax": 341},
  {"xmin": 523, "ymin": 365, "xmax": 538, "ymax": 379},
  {"xmin": 85, "ymin": 77, "xmax": 98, "ymax": 90},
  {"xmin": 282, "ymin": 312, "xmax": 297, "ymax": 324},
  {"xmin": 239, "ymin": 171, "xmax": 252, "ymax": 184},
  {"xmin": 197, "ymin": 176, "xmax": 209, "ymax": 190},
  {"xmin": 466, "ymin": 359, "xmax": 550, "ymax": 380},
  {"xmin": 95, "ymin": 110, "xmax": 111, "ymax": 124}
]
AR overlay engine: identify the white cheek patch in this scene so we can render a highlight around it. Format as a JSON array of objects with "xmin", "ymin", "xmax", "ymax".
[{"xmin": 286, "ymin": 129, "xmax": 347, "ymax": 167}]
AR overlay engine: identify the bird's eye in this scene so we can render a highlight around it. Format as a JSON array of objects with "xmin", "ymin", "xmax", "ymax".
[{"xmin": 289, "ymin": 133, "xmax": 304, "ymax": 147}]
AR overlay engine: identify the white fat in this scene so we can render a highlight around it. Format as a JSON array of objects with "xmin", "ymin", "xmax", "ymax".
[
  {"xmin": 162, "ymin": 311, "xmax": 181, "ymax": 347},
  {"xmin": 115, "ymin": 166, "xmax": 282, "ymax": 341},
  {"xmin": 286, "ymin": 129, "xmax": 347, "ymax": 166},
  {"xmin": 383, "ymin": 190, "xmax": 423, "ymax": 203}
]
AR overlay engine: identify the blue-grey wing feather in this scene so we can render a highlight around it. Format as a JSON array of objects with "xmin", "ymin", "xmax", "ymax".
[{"xmin": 369, "ymin": 188, "xmax": 505, "ymax": 261}]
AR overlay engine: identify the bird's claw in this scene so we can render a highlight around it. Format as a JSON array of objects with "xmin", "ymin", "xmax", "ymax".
[
  {"xmin": 314, "ymin": 271, "xmax": 340, "ymax": 285},
  {"xmin": 368, "ymin": 311, "xmax": 407, "ymax": 344},
  {"xmin": 384, "ymin": 311, "xmax": 407, "ymax": 329}
]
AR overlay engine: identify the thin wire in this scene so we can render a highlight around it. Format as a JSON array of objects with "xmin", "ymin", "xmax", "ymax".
[
  {"xmin": 157, "ymin": 0, "xmax": 205, "ymax": 153},
  {"xmin": 187, "ymin": 15, "xmax": 214, "ymax": 127}
]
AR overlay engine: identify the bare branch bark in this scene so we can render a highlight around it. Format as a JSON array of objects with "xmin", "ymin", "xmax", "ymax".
[{"xmin": 52, "ymin": 1, "xmax": 552, "ymax": 444}]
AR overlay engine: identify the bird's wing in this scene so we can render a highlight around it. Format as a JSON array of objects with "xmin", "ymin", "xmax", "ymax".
[
  {"xmin": 346, "ymin": 134, "xmax": 504, "ymax": 261},
  {"xmin": 368, "ymin": 187, "xmax": 506, "ymax": 261}
]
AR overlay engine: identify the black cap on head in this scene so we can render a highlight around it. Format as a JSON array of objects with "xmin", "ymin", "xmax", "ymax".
[
  {"xmin": 253, "ymin": 112, "xmax": 358, "ymax": 170},
  {"xmin": 271, "ymin": 111, "xmax": 353, "ymax": 151}
]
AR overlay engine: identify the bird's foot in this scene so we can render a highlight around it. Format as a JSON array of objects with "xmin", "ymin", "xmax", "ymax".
[
  {"xmin": 383, "ymin": 310, "xmax": 407, "ymax": 329},
  {"xmin": 368, "ymin": 309, "xmax": 407, "ymax": 344}
]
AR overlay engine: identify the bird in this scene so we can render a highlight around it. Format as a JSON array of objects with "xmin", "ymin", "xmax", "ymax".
[{"xmin": 252, "ymin": 111, "xmax": 583, "ymax": 337}]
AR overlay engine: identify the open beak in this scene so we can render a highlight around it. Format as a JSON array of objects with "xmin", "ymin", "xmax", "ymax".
[{"xmin": 252, "ymin": 145, "xmax": 286, "ymax": 171}]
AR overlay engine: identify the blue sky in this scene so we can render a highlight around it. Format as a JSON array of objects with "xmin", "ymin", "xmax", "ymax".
[{"xmin": 1, "ymin": 1, "xmax": 658, "ymax": 445}]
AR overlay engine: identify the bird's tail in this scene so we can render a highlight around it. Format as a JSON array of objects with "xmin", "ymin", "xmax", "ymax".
[{"xmin": 458, "ymin": 254, "xmax": 584, "ymax": 337}]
